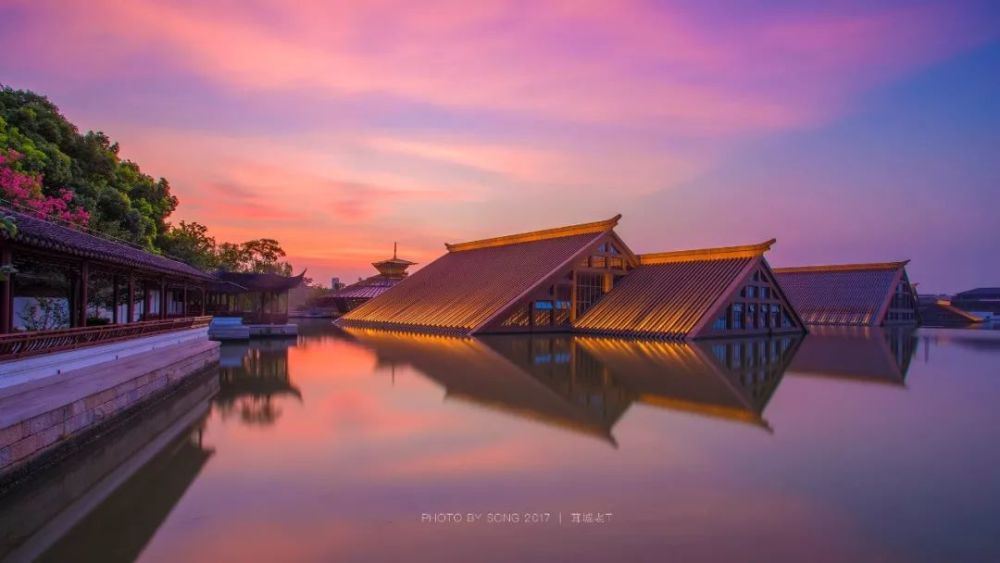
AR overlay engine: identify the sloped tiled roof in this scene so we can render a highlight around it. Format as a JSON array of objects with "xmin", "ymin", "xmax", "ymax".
[
  {"xmin": 773, "ymin": 261, "xmax": 907, "ymax": 326},
  {"xmin": 339, "ymin": 216, "xmax": 619, "ymax": 333},
  {"xmin": 1, "ymin": 207, "xmax": 212, "ymax": 279},
  {"xmin": 215, "ymin": 270, "xmax": 306, "ymax": 292},
  {"xmin": 575, "ymin": 240, "xmax": 775, "ymax": 339},
  {"xmin": 333, "ymin": 274, "xmax": 401, "ymax": 300}
]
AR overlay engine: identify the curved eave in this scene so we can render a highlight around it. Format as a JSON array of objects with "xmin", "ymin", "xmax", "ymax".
[
  {"xmin": 444, "ymin": 214, "xmax": 622, "ymax": 253},
  {"xmin": 2, "ymin": 230, "xmax": 214, "ymax": 281},
  {"xmin": 639, "ymin": 239, "xmax": 777, "ymax": 265},
  {"xmin": 773, "ymin": 260, "xmax": 910, "ymax": 274}
]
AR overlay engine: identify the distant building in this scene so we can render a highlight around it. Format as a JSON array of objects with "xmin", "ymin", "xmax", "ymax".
[
  {"xmin": 320, "ymin": 244, "xmax": 415, "ymax": 314},
  {"xmin": 952, "ymin": 287, "xmax": 1000, "ymax": 314},
  {"xmin": 338, "ymin": 215, "xmax": 806, "ymax": 339},
  {"xmin": 773, "ymin": 261, "xmax": 919, "ymax": 327},
  {"xmin": 918, "ymin": 296, "xmax": 983, "ymax": 327},
  {"xmin": 331, "ymin": 277, "xmax": 345, "ymax": 291}
]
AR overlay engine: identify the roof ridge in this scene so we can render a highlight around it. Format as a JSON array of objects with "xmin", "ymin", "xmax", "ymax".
[
  {"xmin": 638, "ymin": 239, "xmax": 776, "ymax": 265},
  {"xmin": 445, "ymin": 214, "xmax": 621, "ymax": 253},
  {"xmin": 772, "ymin": 260, "xmax": 909, "ymax": 274}
]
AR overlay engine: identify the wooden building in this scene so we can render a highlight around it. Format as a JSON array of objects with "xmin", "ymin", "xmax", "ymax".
[
  {"xmin": 773, "ymin": 261, "xmax": 919, "ymax": 327},
  {"xmin": 0, "ymin": 208, "xmax": 214, "ymax": 357},
  {"xmin": 338, "ymin": 215, "xmax": 806, "ymax": 340},
  {"xmin": 206, "ymin": 270, "xmax": 306, "ymax": 325}
]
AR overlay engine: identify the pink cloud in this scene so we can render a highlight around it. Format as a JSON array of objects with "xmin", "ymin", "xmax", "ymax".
[{"xmin": 11, "ymin": 1, "xmax": 995, "ymax": 132}]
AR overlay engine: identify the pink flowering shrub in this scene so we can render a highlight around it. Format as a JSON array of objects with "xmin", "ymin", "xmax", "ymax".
[{"xmin": 0, "ymin": 151, "xmax": 90, "ymax": 225}]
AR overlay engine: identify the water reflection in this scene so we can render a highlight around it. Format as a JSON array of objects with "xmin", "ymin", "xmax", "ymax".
[
  {"xmin": 0, "ymin": 370, "xmax": 217, "ymax": 563},
  {"xmin": 217, "ymin": 339, "xmax": 301, "ymax": 426},
  {"xmin": 342, "ymin": 329, "xmax": 802, "ymax": 443},
  {"xmin": 2, "ymin": 323, "xmax": 990, "ymax": 563},
  {"xmin": 788, "ymin": 326, "xmax": 917, "ymax": 385}
]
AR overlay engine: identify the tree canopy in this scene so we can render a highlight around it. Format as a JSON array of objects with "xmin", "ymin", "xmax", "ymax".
[
  {"xmin": 0, "ymin": 85, "xmax": 294, "ymax": 275},
  {"xmin": 0, "ymin": 86, "xmax": 175, "ymax": 248}
]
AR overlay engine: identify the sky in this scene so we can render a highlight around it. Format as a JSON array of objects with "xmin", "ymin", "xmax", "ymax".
[{"xmin": 0, "ymin": 0, "xmax": 998, "ymax": 293}]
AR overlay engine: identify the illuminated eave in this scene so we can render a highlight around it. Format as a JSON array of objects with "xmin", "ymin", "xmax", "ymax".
[
  {"xmin": 445, "ymin": 214, "xmax": 622, "ymax": 253},
  {"xmin": 773, "ymin": 260, "xmax": 910, "ymax": 274},
  {"xmin": 638, "ymin": 239, "xmax": 776, "ymax": 265}
]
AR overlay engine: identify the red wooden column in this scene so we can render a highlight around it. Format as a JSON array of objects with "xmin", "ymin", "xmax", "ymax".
[
  {"xmin": 182, "ymin": 284, "xmax": 188, "ymax": 317},
  {"xmin": 142, "ymin": 281, "xmax": 150, "ymax": 321},
  {"xmin": 112, "ymin": 274, "xmax": 119, "ymax": 324},
  {"xmin": 160, "ymin": 279, "xmax": 167, "ymax": 319},
  {"xmin": 200, "ymin": 287, "xmax": 206, "ymax": 315},
  {"xmin": 78, "ymin": 261, "xmax": 89, "ymax": 327},
  {"xmin": 127, "ymin": 273, "xmax": 135, "ymax": 323},
  {"xmin": 0, "ymin": 247, "xmax": 12, "ymax": 333}
]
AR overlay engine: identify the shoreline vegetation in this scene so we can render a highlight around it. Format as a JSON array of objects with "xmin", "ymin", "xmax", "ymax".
[{"xmin": 0, "ymin": 85, "xmax": 295, "ymax": 277}]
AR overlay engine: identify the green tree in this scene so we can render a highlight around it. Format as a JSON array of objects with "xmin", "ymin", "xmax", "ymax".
[
  {"xmin": 0, "ymin": 85, "xmax": 177, "ymax": 248},
  {"xmin": 158, "ymin": 220, "xmax": 218, "ymax": 271}
]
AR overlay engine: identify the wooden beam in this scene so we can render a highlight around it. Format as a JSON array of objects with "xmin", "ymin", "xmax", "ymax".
[{"xmin": 182, "ymin": 285, "xmax": 188, "ymax": 317}]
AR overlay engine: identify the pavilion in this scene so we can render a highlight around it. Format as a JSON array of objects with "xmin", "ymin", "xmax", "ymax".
[
  {"xmin": 320, "ymin": 244, "xmax": 415, "ymax": 315},
  {"xmin": 773, "ymin": 261, "xmax": 919, "ymax": 326},
  {"xmin": 337, "ymin": 215, "xmax": 806, "ymax": 340},
  {"xmin": 206, "ymin": 270, "xmax": 306, "ymax": 325}
]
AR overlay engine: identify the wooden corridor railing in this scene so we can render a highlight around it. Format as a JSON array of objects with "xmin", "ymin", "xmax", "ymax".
[{"xmin": 0, "ymin": 316, "xmax": 212, "ymax": 361}]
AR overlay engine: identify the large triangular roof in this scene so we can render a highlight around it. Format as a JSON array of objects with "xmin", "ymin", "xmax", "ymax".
[
  {"xmin": 575, "ymin": 239, "xmax": 801, "ymax": 339},
  {"xmin": 773, "ymin": 261, "xmax": 910, "ymax": 326},
  {"xmin": 339, "ymin": 216, "xmax": 622, "ymax": 334}
]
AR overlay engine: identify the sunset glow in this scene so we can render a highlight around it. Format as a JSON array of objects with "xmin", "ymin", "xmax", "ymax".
[{"xmin": 2, "ymin": 0, "xmax": 997, "ymax": 291}]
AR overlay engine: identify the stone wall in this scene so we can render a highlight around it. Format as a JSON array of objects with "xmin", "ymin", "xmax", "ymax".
[{"xmin": 0, "ymin": 339, "xmax": 220, "ymax": 484}]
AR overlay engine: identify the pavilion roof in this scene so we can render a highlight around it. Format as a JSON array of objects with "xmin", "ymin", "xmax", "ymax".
[
  {"xmin": 575, "ymin": 240, "xmax": 778, "ymax": 339},
  {"xmin": 214, "ymin": 270, "xmax": 306, "ymax": 292},
  {"xmin": 1, "ymin": 207, "xmax": 213, "ymax": 280},
  {"xmin": 773, "ymin": 261, "xmax": 909, "ymax": 326}
]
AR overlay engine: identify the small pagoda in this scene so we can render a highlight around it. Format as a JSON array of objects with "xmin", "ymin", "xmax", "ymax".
[{"xmin": 323, "ymin": 244, "xmax": 415, "ymax": 315}]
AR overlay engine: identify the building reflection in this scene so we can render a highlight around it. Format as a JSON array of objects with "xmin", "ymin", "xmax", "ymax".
[
  {"xmin": 343, "ymin": 328, "xmax": 802, "ymax": 445},
  {"xmin": 788, "ymin": 326, "xmax": 918, "ymax": 385},
  {"xmin": 216, "ymin": 339, "xmax": 302, "ymax": 426},
  {"xmin": 0, "ymin": 370, "xmax": 218, "ymax": 563}
]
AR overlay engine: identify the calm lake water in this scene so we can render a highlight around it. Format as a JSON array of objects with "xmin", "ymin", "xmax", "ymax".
[{"xmin": 3, "ymin": 321, "xmax": 1000, "ymax": 562}]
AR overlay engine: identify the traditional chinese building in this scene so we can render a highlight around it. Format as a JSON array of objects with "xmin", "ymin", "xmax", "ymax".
[
  {"xmin": 1, "ymin": 208, "xmax": 214, "ymax": 347},
  {"xmin": 338, "ymin": 215, "xmax": 806, "ymax": 340},
  {"xmin": 773, "ymin": 261, "xmax": 919, "ymax": 327},
  {"xmin": 206, "ymin": 270, "xmax": 306, "ymax": 325},
  {"xmin": 322, "ymin": 244, "xmax": 415, "ymax": 314},
  {"xmin": 0, "ymin": 207, "xmax": 304, "ymax": 358}
]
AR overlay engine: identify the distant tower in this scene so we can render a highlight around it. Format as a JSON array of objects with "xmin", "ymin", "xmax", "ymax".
[
  {"xmin": 372, "ymin": 242, "xmax": 416, "ymax": 279},
  {"xmin": 331, "ymin": 277, "xmax": 343, "ymax": 290}
]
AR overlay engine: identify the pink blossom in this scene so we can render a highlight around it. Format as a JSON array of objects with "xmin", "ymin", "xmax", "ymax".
[{"xmin": 0, "ymin": 150, "xmax": 90, "ymax": 226}]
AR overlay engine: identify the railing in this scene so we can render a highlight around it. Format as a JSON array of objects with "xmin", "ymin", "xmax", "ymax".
[{"xmin": 0, "ymin": 316, "xmax": 213, "ymax": 361}]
